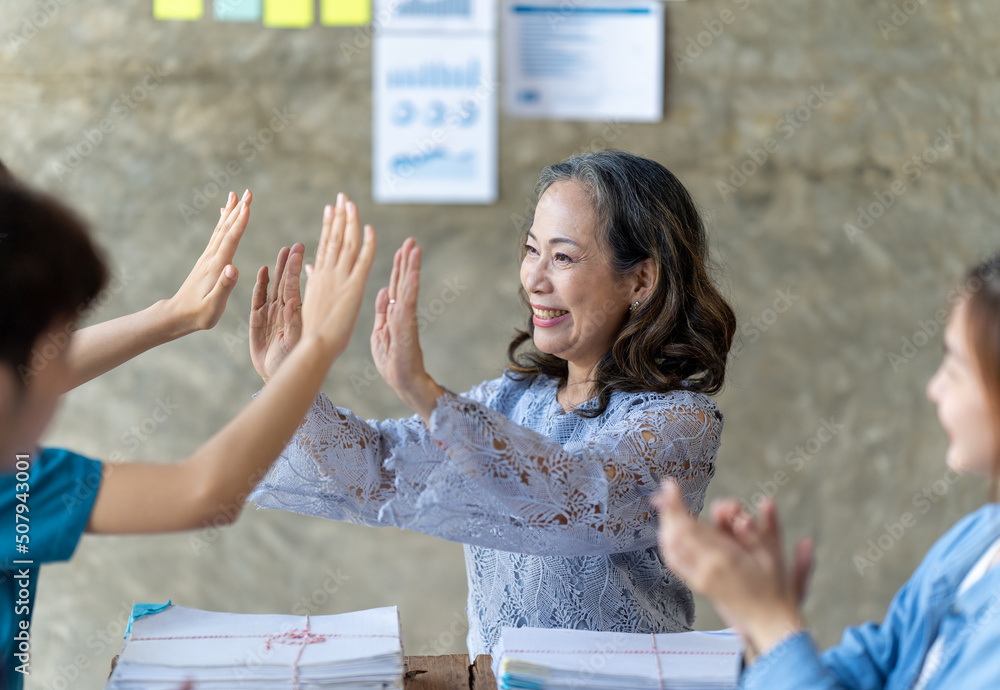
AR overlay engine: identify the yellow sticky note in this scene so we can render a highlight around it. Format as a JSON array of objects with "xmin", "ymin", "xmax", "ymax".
[
  {"xmin": 154, "ymin": 0, "xmax": 204, "ymax": 20},
  {"xmin": 264, "ymin": 0, "xmax": 314, "ymax": 27},
  {"xmin": 321, "ymin": 0, "xmax": 371, "ymax": 25}
]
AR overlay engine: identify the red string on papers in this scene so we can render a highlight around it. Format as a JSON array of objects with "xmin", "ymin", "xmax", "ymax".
[
  {"xmin": 128, "ymin": 615, "xmax": 402, "ymax": 690},
  {"xmin": 651, "ymin": 634, "xmax": 664, "ymax": 690}
]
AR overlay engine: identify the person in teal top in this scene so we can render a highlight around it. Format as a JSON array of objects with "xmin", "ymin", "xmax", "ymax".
[
  {"xmin": 1, "ymin": 448, "xmax": 102, "ymax": 683},
  {"xmin": 655, "ymin": 255, "xmax": 1000, "ymax": 689},
  {"xmin": 0, "ymin": 164, "xmax": 379, "ymax": 688}
]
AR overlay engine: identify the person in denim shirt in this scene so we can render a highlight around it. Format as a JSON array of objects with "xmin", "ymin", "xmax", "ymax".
[{"xmin": 655, "ymin": 254, "xmax": 1000, "ymax": 690}]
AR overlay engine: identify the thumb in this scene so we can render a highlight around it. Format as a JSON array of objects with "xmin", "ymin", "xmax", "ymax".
[
  {"xmin": 653, "ymin": 479, "xmax": 687, "ymax": 518},
  {"xmin": 281, "ymin": 297, "xmax": 302, "ymax": 337},
  {"xmin": 208, "ymin": 265, "xmax": 239, "ymax": 304},
  {"xmin": 373, "ymin": 287, "xmax": 390, "ymax": 332},
  {"xmin": 792, "ymin": 537, "xmax": 815, "ymax": 605},
  {"xmin": 221, "ymin": 264, "xmax": 238, "ymax": 288}
]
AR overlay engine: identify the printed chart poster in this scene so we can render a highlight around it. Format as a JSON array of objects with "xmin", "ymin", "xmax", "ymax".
[
  {"xmin": 373, "ymin": 35, "xmax": 497, "ymax": 204},
  {"xmin": 502, "ymin": 1, "xmax": 665, "ymax": 122},
  {"xmin": 373, "ymin": 0, "xmax": 496, "ymax": 34}
]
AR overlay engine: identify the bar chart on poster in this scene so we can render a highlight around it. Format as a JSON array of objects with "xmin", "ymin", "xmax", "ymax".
[
  {"xmin": 373, "ymin": 35, "xmax": 497, "ymax": 204},
  {"xmin": 375, "ymin": 0, "xmax": 496, "ymax": 32},
  {"xmin": 372, "ymin": 0, "xmax": 497, "ymax": 204},
  {"xmin": 400, "ymin": 0, "xmax": 470, "ymax": 13}
]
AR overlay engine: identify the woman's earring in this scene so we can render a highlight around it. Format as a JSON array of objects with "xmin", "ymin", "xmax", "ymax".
[{"xmin": 629, "ymin": 301, "xmax": 640, "ymax": 314}]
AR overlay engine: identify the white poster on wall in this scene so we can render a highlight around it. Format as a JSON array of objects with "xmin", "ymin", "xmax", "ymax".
[
  {"xmin": 373, "ymin": 35, "xmax": 498, "ymax": 204},
  {"xmin": 501, "ymin": 0, "xmax": 665, "ymax": 122}
]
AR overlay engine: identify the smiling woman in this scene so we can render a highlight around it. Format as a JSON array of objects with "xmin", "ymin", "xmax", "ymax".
[
  {"xmin": 510, "ymin": 151, "xmax": 736, "ymax": 415},
  {"xmin": 248, "ymin": 150, "xmax": 737, "ymax": 660}
]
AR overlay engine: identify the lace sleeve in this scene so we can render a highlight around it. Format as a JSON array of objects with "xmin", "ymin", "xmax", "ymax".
[
  {"xmin": 379, "ymin": 390, "xmax": 721, "ymax": 557},
  {"xmin": 247, "ymin": 392, "xmax": 425, "ymax": 525},
  {"xmin": 248, "ymin": 381, "xmax": 500, "ymax": 525}
]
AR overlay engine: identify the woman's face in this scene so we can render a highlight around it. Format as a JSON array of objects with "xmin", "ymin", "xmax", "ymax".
[
  {"xmin": 520, "ymin": 180, "xmax": 641, "ymax": 374},
  {"xmin": 926, "ymin": 299, "xmax": 998, "ymax": 476}
]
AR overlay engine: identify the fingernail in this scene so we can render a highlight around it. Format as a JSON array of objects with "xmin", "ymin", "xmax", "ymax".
[
  {"xmin": 242, "ymin": 189, "xmax": 250, "ymax": 201},
  {"xmin": 336, "ymin": 193, "xmax": 345, "ymax": 208},
  {"xmin": 324, "ymin": 204, "xmax": 333, "ymax": 219}
]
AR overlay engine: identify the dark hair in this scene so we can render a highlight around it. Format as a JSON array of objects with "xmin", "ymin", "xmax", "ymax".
[
  {"xmin": 0, "ymin": 180, "xmax": 108, "ymax": 383},
  {"xmin": 507, "ymin": 150, "xmax": 736, "ymax": 416},
  {"xmin": 960, "ymin": 254, "xmax": 1000, "ymax": 502}
]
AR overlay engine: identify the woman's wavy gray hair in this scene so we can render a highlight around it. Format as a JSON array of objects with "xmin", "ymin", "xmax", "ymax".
[{"xmin": 507, "ymin": 150, "xmax": 736, "ymax": 417}]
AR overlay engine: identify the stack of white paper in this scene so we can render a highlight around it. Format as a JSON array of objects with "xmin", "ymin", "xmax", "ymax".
[
  {"xmin": 106, "ymin": 604, "xmax": 403, "ymax": 689},
  {"xmin": 493, "ymin": 626, "xmax": 742, "ymax": 689}
]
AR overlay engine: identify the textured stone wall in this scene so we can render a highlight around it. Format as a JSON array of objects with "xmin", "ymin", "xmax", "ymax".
[{"xmin": 3, "ymin": 1, "xmax": 999, "ymax": 687}]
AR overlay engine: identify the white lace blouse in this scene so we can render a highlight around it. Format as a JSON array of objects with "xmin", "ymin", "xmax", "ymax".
[{"xmin": 248, "ymin": 372, "xmax": 723, "ymax": 659}]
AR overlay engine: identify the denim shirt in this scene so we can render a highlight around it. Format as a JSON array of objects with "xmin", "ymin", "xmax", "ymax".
[{"xmin": 742, "ymin": 504, "xmax": 1000, "ymax": 690}]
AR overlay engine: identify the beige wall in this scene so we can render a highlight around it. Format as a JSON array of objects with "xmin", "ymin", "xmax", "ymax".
[{"xmin": 3, "ymin": 1, "xmax": 998, "ymax": 688}]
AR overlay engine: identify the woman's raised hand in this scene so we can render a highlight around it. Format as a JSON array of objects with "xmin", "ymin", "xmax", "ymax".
[
  {"xmin": 299, "ymin": 195, "xmax": 376, "ymax": 357},
  {"xmin": 168, "ymin": 190, "xmax": 251, "ymax": 332},
  {"xmin": 250, "ymin": 242, "xmax": 305, "ymax": 383},
  {"xmin": 371, "ymin": 238, "xmax": 444, "ymax": 422},
  {"xmin": 250, "ymin": 194, "xmax": 376, "ymax": 382}
]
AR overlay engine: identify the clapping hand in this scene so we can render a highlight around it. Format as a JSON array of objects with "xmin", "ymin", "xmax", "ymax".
[{"xmin": 653, "ymin": 480, "xmax": 812, "ymax": 660}]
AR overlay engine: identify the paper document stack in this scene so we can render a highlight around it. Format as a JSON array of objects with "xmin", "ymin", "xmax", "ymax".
[
  {"xmin": 493, "ymin": 626, "xmax": 742, "ymax": 689},
  {"xmin": 106, "ymin": 603, "xmax": 404, "ymax": 689}
]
